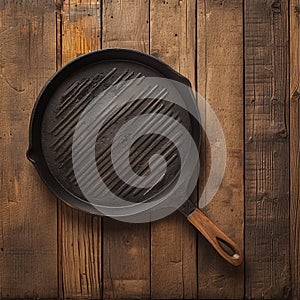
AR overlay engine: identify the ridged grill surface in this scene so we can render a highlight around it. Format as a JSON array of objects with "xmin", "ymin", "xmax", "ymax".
[{"xmin": 41, "ymin": 61, "xmax": 191, "ymax": 203}]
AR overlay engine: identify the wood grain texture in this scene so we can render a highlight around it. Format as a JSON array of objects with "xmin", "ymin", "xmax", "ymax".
[
  {"xmin": 196, "ymin": 0, "xmax": 244, "ymax": 298},
  {"xmin": 150, "ymin": 1, "xmax": 197, "ymax": 298},
  {"xmin": 0, "ymin": 1, "xmax": 58, "ymax": 298},
  {"xmin": 1, "ymin": 1, "xmax": 299, "ymax": 298},
  {"xmin": 187, "ymin": 208, "xmax": 243, "ymax": 267},
  {"xmin": 57, "ymin": 0, "xmax": 102, "ymax": 298},
  {"xmin": 244, "ymin": 0, "xmax": 291, "ymax": 298},
  {"xmin": 102, "ymin": 219, "xmax": 150, "ymax": 299},
  {"xmin": 290, "ymin": 0, "xmax": 300, "ymax": 299},
  {"xmin": 102, "ymin": 1, "xmax": 150, "ymax": 298},
  {"xmin": 60, "ymin": 0, "xmax": 101, "ymax": 64},
  {"xmin": 102, "ymin": 0, "xmax": 149, "ymax": 52}
]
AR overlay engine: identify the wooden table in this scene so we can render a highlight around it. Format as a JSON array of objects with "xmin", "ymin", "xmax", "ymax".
[{"xmin": 0, "ymin": 0, "xmax": 298, "ymax": 299}]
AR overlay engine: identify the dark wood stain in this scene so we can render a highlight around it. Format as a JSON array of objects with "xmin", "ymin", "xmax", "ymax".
[
  {"xmin": 197, "ymin": 0, "xmax": 244, "ymax": 298},
  {"xmin": 290, "ymin": 0, "xmax": 300, "ymax": 299},
  {"xmin": 244, "ymin": 0, "xmax": 291, "ymax": 298}
]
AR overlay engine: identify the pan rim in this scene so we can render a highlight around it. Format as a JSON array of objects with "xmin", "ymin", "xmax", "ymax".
[{"xmin": 27, "ymin": 48, "xmax": 200, "ymax": 218}]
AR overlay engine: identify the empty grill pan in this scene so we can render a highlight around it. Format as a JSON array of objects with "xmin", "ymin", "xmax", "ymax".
[{"xmin": 27, "ymin": 48, "xmax": 242, "ymax": 266}]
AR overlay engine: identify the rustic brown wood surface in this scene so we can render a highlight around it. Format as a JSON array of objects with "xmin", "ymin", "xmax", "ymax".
[
  {"xmin": 196, "ymin": 0, "xmax": 244, "ymax": 298},
  {"xmin": 0, "ymin": 1, "xmax": 57, "ymax": 298},
  {"xmin": 245, "ymin": 0, "xmax": 290, "ymax": 298},
  {"xmin": 0, "ymin": 0, "xmax": 299, "ymax": 299},
  {"xmin": 290, "ymin": 0, "xmax": 300, "ymax": 299}
]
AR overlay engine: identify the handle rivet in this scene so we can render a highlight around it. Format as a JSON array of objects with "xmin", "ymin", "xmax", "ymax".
[{"xmin": 233, "ymin": 254, "xmax": 240, "ymax": 260}]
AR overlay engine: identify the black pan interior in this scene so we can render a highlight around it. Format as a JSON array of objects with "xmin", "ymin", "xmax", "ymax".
[{"xmin": 29, "ymin": 49, "xmax": 199, "ymax": 208}]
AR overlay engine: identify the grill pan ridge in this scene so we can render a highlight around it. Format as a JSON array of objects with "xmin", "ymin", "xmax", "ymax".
[{"xmin": 27, "ymin": 48, "xmax": 199, "ymax": 213}]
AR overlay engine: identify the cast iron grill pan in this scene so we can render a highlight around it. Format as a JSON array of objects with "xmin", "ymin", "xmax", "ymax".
[
  {"xmin": 27, "ymin": 49, "xmax": 243, "ymax": 266},
  {"xmin": 41, "ymin": 60, "xmax": 191, "ymax": 203}
]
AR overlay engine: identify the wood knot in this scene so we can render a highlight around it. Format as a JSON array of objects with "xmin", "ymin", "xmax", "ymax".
[
  {"xmin": 213, "ymin": 0, "xmax": 224, "ymax": 5},
  {"xmin": 294, "ymin": 5, "xmax": 300, "ymax": 14},
  {"xmin": 257, "ymin": 192, "xmax": 270, "ymax": 203},
  {"xmin": 247, "ymin": 136, "xmax": 254, "ymax": 143},
  {"xmin": 56, "ymin": 2, "xmax": 62, "ymax": 11},
  {"xmin": 291, "ymin": 88, "xmax": 300, "ymax": 102},
  {"xmin": 271, "ymin": 1, "xmax": 281, "ymax": 13},
  {"xmin": 273, "ymin": 128, "xmax": 288, "ymax": 141}
]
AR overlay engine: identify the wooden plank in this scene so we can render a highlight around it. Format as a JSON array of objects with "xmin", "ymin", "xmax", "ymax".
[
  {"xmin": 290, "ymin": 1, "xmax": 300, "ymax": 299},
  {"xmin": 57, "ymin": 0, "xmax": 102, "ymax": 298},
  {"xmin": 101, "ymin": 1, "xmax": 150, "ymax": 298},
  {"xmin": 196, "ymin": 0, "xmax": 244, "ymax": 298},
  {"xmin": 102, "ymin": 0, "xmax": 149, "ymax": 51},
  {"xmin": 244, "ymin": 0, "xmax": 291, "ymax": 298},
  {"xmin": 150, "ymin": 1, "xmax": 197, "ymax": 298},
  {"xmin": 0, "ymin": 1, "xmax": 58, "ymax": 298}
]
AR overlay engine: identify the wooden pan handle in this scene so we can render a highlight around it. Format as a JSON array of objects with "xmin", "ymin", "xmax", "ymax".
[{"xmin": 187, "ymin": 208, "xmax": 243, "ymax": 266}]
